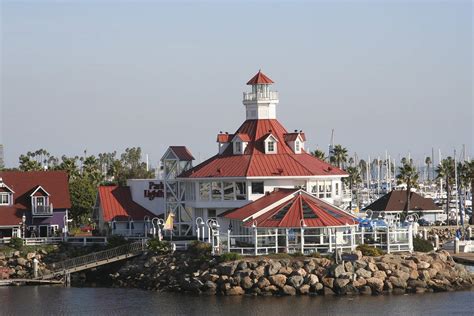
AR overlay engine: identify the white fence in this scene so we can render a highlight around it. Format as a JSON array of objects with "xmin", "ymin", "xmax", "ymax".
[{"xmin": 224, "ymin": 226, "xmax": 413, "ymax": 256}]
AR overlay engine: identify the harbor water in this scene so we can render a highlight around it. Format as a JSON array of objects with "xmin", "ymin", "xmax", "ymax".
[{"xmin": 1, "ymin": 286, "xmax": 473, "ymax": 315}]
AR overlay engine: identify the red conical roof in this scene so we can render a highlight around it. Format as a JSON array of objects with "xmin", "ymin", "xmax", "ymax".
[{"xmin": 246, "ymin": 70, "xmax": 274, "ymax": 85}]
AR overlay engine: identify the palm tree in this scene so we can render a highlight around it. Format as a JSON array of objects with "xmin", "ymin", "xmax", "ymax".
[
  {"xmin": 436, "ymin": 157, "xmax": 455, "ymax": 221},
  {"xmin": 425, "ymin": 156, "xmax": 432, "ymax": 182},
  {"xmin": 345, "ymin": 166, "xmax": 362, "ymax": 210},
  {"xmin": 458, "ymin": 160, "xmax": 474, "ymax": 211},
  {"xmin": 311, "ymin": 149, "xmax": 326, "ymax": 161},
  {"xmin": 330, "ymin": 145, "xmax": 348, "ymax": 169},
  {"xmin": 396, "ymin": 160, "xmax": 419, "ymax": 218}
]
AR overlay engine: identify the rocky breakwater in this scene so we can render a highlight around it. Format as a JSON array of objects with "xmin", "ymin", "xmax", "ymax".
[
  {"xmin": 0, "ymin": 250, "xmax": 51, "ymax": 280},
  {"xmin": 109, "ymin": 250, "xmax": 473, "ymax": 296}
]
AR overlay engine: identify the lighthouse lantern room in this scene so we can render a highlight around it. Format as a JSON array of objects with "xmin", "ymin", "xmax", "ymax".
[{"xmin": 243, "ymin": 70, "xmax": 279, "ymax": 120}]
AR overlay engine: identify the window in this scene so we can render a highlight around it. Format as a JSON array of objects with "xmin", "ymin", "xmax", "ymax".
[
  {"xmin": 325, "ymin": 181, "xmax": 332, "ymax": 198},
  {"xmin": 223, "ymin": 182, "xmax": 234, "ymax": 200},
  {"xmin": 36, "ymin": 197, "xmax": 45, "ymax": 206},
  {"xmin": 235, "ymin": 182, "xmax": 247, "ymax": 200},
  {"xmin": 335, "ymin": 183, "xmax": 339, "ymax": 196},
  {"xmin": 0, "ymin": 193, "xmax": 10, "ymax": 205},
  {"xmin": 199, "ymin": 182, "xmax": 210, "ymax": 200},
  {"xmin": 315, "ymin": 181, "xmax": 333, "ymax": 198},
  {"xmin": 318, "ymin": 182, "xmax": 325, "ymax": 198},
  {"xmin": 251, "ymin": 182, "xmax": 264, "ymax": 194},
  {"xmin": 211, "ymin": 182, "xmax": 222, "ymax": 200},
  {"xmin": 208, "ymin": 209, "xmax": 217, "ymax": 220},
  {"xmin": 268, "ymin": 141, "xmax": 275, "ymax": 152},
  {"xmin": 295, "ymin": 141, "xmax": 300, "ymax": 152},
  {"xmin": 235, "ymin": 142, "xmax": 242, "ymax": 153}
]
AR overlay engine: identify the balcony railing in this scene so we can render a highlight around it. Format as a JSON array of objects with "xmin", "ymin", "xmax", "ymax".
[
  {"xmin": 32, "ymin": 204, "xmax": 53, "ymax": 216},
  {"xmin": 243, "ymin": 91, "xmax": 279, "ymax": 102}
]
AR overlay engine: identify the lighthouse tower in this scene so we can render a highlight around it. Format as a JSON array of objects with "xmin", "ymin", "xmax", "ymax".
[{"xmin": 243, "ymin": 70, "xmax": 279, "ymax": 120}]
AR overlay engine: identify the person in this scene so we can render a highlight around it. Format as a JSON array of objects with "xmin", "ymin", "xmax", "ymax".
[{"xmin": 455, "ymin": 228, "xmax": 462, "ymax": 239}]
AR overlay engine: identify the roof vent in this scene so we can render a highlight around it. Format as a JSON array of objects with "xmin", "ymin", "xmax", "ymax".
[{"xmin": 294, "ymin": 129, "xmax": 298, "ymax": 133}]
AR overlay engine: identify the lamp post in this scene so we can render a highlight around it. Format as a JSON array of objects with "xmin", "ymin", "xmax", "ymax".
[
  {"xmin": 22, "ymin": 214, "xmax": 26, "ymax": 239},
  {"xmin": 144, "ymin": 216, "xmax": 150, "ymax": 238},
  {"xmin": 195, "ymin": 217, "xmax": 205, "ymax": 242},
  {"xmin": 300, "ymin": 219, "xmax": 307, "ymax": 254}
]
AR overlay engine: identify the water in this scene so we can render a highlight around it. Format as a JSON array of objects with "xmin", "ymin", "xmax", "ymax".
[{"xmin": 1, "ymin": 287, "xmax": 473, "ymax": 315}]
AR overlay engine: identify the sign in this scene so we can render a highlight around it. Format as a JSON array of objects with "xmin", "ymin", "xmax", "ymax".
[
  {"xmin": 341, "ymin": 253, "xmax": 358, "ymax": 262},
  {"xmin": 144, "ymin": 181, "xmax": 164, "ymax": 200}
]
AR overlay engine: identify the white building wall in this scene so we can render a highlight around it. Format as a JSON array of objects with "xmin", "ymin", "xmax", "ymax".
[{"xmin": 127, "ymin": 179, "xmax": 165, "ymax": 216}]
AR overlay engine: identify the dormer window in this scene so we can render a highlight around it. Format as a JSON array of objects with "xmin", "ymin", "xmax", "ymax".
[
  {"xmin": 235, "ymin": 142, "xmax": 242, "ymax": 153},
  {"xmin": 0, "ymin": 193, "xmax": 11, "ymax": 205},
  {"xmin": 30, "ymin": 186, "xmax": 52, "ymax": 216},
  {"xmin": 295, "ymin": 141, "xmax": 300, "ymax": 152},
  {"xmin": 232, "ymin": 133, "xmax": 249, "ymax": 155},
  {"xmin": 284, "ymin": 131, "xmax": 305, "ymax": 154},
  {"xmin": 264, "ymin": 134, "xmax": 278, "ymax": 154}
]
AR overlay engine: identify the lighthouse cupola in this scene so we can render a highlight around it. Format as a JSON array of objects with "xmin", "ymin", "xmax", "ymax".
[{"xmin": 243, "ymin": 70, "xmax": 279, "ymax": 120}]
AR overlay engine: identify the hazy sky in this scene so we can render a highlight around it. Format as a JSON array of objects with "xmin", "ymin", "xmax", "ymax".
[{"xmin": 1, "ymin": 0, "xmax": 472, "ymax": 168}]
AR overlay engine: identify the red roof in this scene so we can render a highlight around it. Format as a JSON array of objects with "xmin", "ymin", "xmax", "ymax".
[
  {"xmin": 217, "ymin": 133, "xmax": 233, "ymax": 143},
  {"xmin": 179, "ymin": 119, "xmax": 347, "ymax": 178},
  {"xmin": 247, "ymin": 70, "xmax": 274, "ymax": 85},
  {"xmin": 284, "ymin": 132, "xmax": 306, "ymax": 142},
  {"xmin": 98, "ymin": 186, "xmax": 155, "ymax": 221},
  {"xmin": 0, "ymin": 171, "xmax": 71, "ymax": 226},
  {"xmin": 169, "ymin": 146, "xmax": 195, "ymax": 161},
  {"xmin": 223, "ymin": 189, "xmax": 357, "ymax": 228}
]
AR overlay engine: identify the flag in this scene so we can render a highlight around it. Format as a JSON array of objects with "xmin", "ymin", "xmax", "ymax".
[{"xmin": 164, "ymin": 213, "xmax": 174, "ymax": 231}]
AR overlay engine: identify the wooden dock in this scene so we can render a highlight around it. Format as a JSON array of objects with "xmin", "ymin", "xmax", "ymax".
[{"xmin": 0, "ymin": 279, "xmax": 63, "ymax": 286}]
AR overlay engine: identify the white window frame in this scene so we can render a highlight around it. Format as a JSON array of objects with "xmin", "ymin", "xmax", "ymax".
[{"xmin": 0, "ymin": 193, "xmax": 11, "ymax": 205}]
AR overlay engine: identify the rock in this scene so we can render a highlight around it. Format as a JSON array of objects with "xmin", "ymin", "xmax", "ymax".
[
  {"xmin": 367, "ymin": 262, "xmax": 378, "ymax": 272},
  {"xmin": 299, "ymin": 284, "xmax": 310, "ymax": 294},
  {"xmin": 241, "ymin": 276, "xmax": 253, "ymax": 289},
  {"xmin": 40, "ymin": 249, "xmax": 48, "ymax": 255},
  {"xmin": 257, "ymin": 277, "xmax": 270, "ymax": 289},
  {"xmin": 218, "ymin": 263, "xmax": 236, "ymax": 276},
  {"xmin": 373, "ymin": 270, "xmax": 387, "ymax": 280},
  {"xmin": 16, "ymin": 258, "xmax": 27, "ymax": 266},
  {"xmin": 409, "ymin": 270, "xmax": 419, "ymax": 280},
  {"xmin": 322, "ymin": 277, "xmax": 334, "ymax": 288},
  {"xmin": 389, "ymin": 276, "xmax": 407, "ymax": 289},
  {"xmin": 330, "ymin": 264, "xmax": 346, "ymax": 278},
  {"xmin": 263, "ymin": 285, "xmax": 279, "ymax": 293},
  {"xmin": 353, "ymin": 277, "xmax": 367, "ymax": 288},
  {"xmin": 252, "ymin": 266, "xmax": 265, "ymax": 278},
  {"xmin": 366, "ymin": 277, "xmax": 384, "ymax": 293},
  {"xmin": 269, "ymin": 274, "xmax": 287, "ymax": 288},
  {"xmin": 282, "ymin": 285, "xmax": 296, "ymax": 296},
  {"xmin": 352, "ymin": 250, "xmax": 363, "ymax": 260},
  {"xmin": 334, "ymin": 278, "xmax": 350, "ymax": 288},
  {"xmin": 278, "ymin": 266, "xmax": 293, "ymax": 275},
  {"xmin": 323, "ymin": 286, "xmax": 335, "ymax": 295},
  {"xmin": 360, "ymin": 286, "xmax": 372, "ymax": 295},
  {"xmin": 417, "ymin": 262, "xmax": 430, "ymax": 270},
  {"xmin": 267, "ymin": 261, "xmax": 282, "ymax": 276},
  {"xmin": 354, "ymin": 260, "xmax": 367, "ymax": 270},
  {"xmin": 408, "ymin": 279, "xmax": 427, "ymax": 289},
  {"xmin": 288, "ymin": 275, "xmax": 304, "ymax": 288},
  {"xmin": 355, "ymin": 268, "xmax": 372, "ymax": 278},
  {"xmin": 376, "ymin": 262, "xmax": 390, "ymax": 271},
  {"xmin": 26, "ymin": 253, "xmax": 36, "ymax": 260},
  {"xmin": 226, "ymin": 286, "xmax": 245, "ymax": 296},
  {"xmin": 312, "ymin": 282, "xmax": 324, "ymax": 291},
  {"xmin": 403, "ymin": 260, "xmax": 417, "ymax": 271},
  {"xmin": 394, "ymin": 270, "xmax": 410, "ymax": 282},
  {"xmin": 205, "ymin": 281, "xmax": 217, "ymax": 290},
  {"xmin": 236, "ymin": 261, "xmax": 248, "ymax": 271},
  {"xmin": 344, "ymin": 261, "xmax": 353, "ymax": 272},
  {"xmin": 307, "ymin": 274, "xmax": 319, "ymax": 285},
  {"xmin": 293, "ymin": 268, "xmax": 307, "ymax": 277}
]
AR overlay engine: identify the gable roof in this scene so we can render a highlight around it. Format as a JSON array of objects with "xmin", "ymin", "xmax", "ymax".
[
  {"xmin": 179, "ymin": 119, "xmax": 347, "ymax": 178},
  {"xmin": 98, "ymin": 186, "xmax": 155, "ymax": 221},
  {"xmin": 169, "ymin": 146, "xmax": 195, "ymax": 161},
  {"xmin": 0, "ymin": 171, "xmax": 71, "ymax": 210},
  {"xmin": 222, "ymin": 189, "xmax": 357, "ymax": 228},
  {"xmin": 217, "ymin": 133, "xmax": 233, "ymax": 143},
  {"xmin": 284, "ymin": 132, "xmax": 306, "ymax": 142},
  {"xmin": 246, "ymin": 70, "xmax": 274, "ymax": 85},
  {"xmin": 363, "ymin": 190, "xmax": 441, "ymax": 212}
]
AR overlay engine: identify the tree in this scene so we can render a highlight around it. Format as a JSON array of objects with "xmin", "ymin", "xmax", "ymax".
[
  {"xmin": 69, "ymin": 176, "xmax": 97, "ymax": 223},
  {"xmin": 396, "ymin": 159, "xmax": 419, "ymax": 218},
  {"xmin": 311, "ymin": 149, "xmax": 326, "ymax": 161},
  {"xmin": 458, "ymin": 160, "xmax": 474, "ymax": 210},
  {"xmin": 19, "ymin": 154, "xmax": 42, "ymax": 171},
  {"xmin": 425, "ymin": 156, "xmax": 432, "ymax": 182},
  {"xmin": 330, "ymin": 145, "xmax": 348, "ymax": 169},
  {"xmin": 436, "ymin": 157, "xmax": 455, "ymax": 221},
  {"xmin": 345, "ymin": 166, "xmax": 362, "ymax": 210}
]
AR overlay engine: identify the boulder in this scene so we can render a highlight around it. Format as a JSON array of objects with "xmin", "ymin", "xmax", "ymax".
[
  {"xmin": 354, "ymin": 260, "xmax": 367, "ymax": 270},
  {"xmin": 241, "ymin": 276, "xmax": 253, "ymax": 289},
  {"xmin": 16, "ymin": 258, "xmax": 27, "ymax": 267},
  {"xmin": 376, "ymin": 262, "xmax": 390, "ymax": 271},
  {"xmin": 355, "ymin": 268, "xmax": 372, "ymax": 279},
  {"xmin": 330, "ymin": 264, "xmax": 346, "ymax": 278},
  {"xmin": 322, "ymin": 277, "xmax": 334, "ymax": 288},
  {"xmin": 307, "ymin": 274, "xmax": 319, "ymax": 285},
  {"xmin": 299, "ymin": 284, "xmax": 310, "ymax": 294},
  {"xmin": 278, "ymin": 267, "xmax": 293, "ymax": 275},
  {"xmin": 344, "ymin": 261, "xmax": 353, "ymax": 272},
  {"xmin": 263, "ymin": 285, "xmax": 279, "ymax": 293},
  {"xmin": 367, "ymin": 262, "xmax": 378, "ymax": 272},
  {"xmin": 334, "ymin": 278, "xmax": 350, "ymax": 289},
  {"xmin": 269, "ymin": 274, "xmax": 287, "ymax": 288},
  {"xmin": 288, "ymin": 275, "xmax": 304, "ymax": 288},
  {"xmin": 389, "ymin": 276, "xmax": 407, "ymax": 289},
  {"xmin": 26, "ymin": 253, "xmax": 36, "ymax": 260},
  {"xmin": 282, "ymin": 285, "xmax": 296, "ymax": 296},
  {"xmin": 226, "ymin": 286, "xmax": 245, "ymax": 296},
  {"xmin": 366, "ymin": 277, "xmax": 384, "ymax": 293},
  {"xmin": 373, "ymin": 270, "xmax": 387, "ymax": 280},
  {"xmin": 218, "ymin": 263, "xmax": 236, "ymax": 276},
  {"xmin": 236, "ymin": 261, "xmax": 248, "ymax": 271},
  {"xmin": 312, "ymin": 282, "xmax": 324, "ymax": 292},
  {"xmin": 359, "ymin": 286, "xmax": 372, "ymax": 295},
  {"xmin": 417, "ymin": 262, "xmax": 430, "ymax": 270},
  {"xmin": 267, "ymin": 261, "xmax": 282, "ymax": 276},
  {"xmin": 252, "ymin": 266, "xmax": 265, "ymax": 278},
  {"xmin": 323, "ymin": 286, "xmax": 336, "ymax": 296}
]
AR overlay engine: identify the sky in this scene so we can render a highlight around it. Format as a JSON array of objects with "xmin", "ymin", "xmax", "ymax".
[{"xmin": 1, "ymin": 0, "xmax": 472, "ymax": 168}]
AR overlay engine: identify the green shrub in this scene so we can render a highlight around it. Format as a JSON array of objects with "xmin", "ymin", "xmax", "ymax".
[
  {"xmin": 413, "ymin": 237, "xmax": 434, "ymax": 252},
  {"xmin": 106, "ymin": 235, "xmax": 129, "ymax": 248},
  {"xmin": 308, "ymin": 252, "xmax": 321, "ymax": 258},
  {"xmin": 290, "ymin": 252, "xmax": 304, "ymax": 258},
  {"xmin": 147, "ymin": 238, "xmax": 172, "ymax": 254},
  {"xmin": 188, "ymin": 241, "xmax": 212, "ymax": 260},
  {"xmin": 9, "ymin": 237, "xmax": 24, "ymax": 250},
  {"xmin": 356, "ymin": 244, "xmax": 385, "ymax": 256},
  {"xmin": 219, "ymin": 252, "xmax": 242, "ymax": 262}
]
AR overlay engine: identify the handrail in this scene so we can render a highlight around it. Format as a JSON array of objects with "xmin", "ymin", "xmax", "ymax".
[{"xmin": 50, "ymin": 240, "xmax": 146, "ymax": 273}]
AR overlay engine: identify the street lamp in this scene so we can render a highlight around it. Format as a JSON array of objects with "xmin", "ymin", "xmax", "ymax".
[{"xmin": 22, "ymin": 214, "xmax": 26, "ymax": 239}]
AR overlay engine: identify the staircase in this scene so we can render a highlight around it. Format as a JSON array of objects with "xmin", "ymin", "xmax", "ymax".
[{"xmin": 40, "ymin": 240, "xmax": 147, "ymax": 280}]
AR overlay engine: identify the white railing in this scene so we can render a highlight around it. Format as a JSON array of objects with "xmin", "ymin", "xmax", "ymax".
[
  {"xmin": 32, "ymin": 204, "xmax": 53, "ymax": 216},
  {"xmin": 243, "ymin": 91, "xmax": 279, "ymax": 102},
  {"xmin": 225, "ymin": 226, "xmax": 413, "ymax": 256},
  {"xmin": 65, "ymin": 236, "xmax": 108, "ymax": 246}
]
